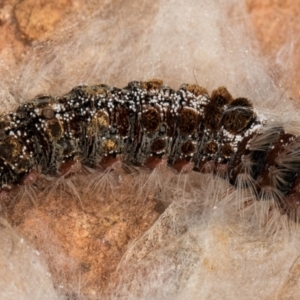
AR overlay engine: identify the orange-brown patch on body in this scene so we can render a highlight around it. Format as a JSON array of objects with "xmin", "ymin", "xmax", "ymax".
[
  {"xmin": 141, "ymin": 79, "xmax": 163, "ymax": 90},
  {"xmin": 141, "ymin": 108, "xmax": 161, "ymax": 133},
  {"xmin": 181, "ymin": 140, "xmax": 195, "ymax": 155},
  {"xmin": 230, "ymin": 97, "xmax": 253, "ymax": 107},
  {"xmin": 178, "ymin": 108, "xmax": 199, "ymax": 135},
  {"xmin": 211, "ymin": 86, "xmax": 233, "ymax": 106},
  {"xmin": 102, "ymin": 139, "xmax": 117, "ymax": 153},
  {"xmin": 186, "ymin": 84, "xmax": 208, "ymax": 96},
  {"xmin": 206, "ymin": 141, "xmax": 218, "ymax": 154},
  {"xmin": 150, "ymin": 138, "xmax": 166, "ymax": 153},
  {"xmin": 220, "ymin": 143, "xmax": 234, "ymax": 158}
]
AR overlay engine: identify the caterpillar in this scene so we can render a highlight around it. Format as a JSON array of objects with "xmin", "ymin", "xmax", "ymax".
[{"xmin": 0, "ymin": 78, "xmax": 299, "ymax": 221}]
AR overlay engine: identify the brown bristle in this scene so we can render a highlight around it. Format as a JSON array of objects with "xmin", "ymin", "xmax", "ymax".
[
  {"xmin": 181, "ymin": 140, "xmax": 195, "ymax": 155},
  {"xmin": 186, "ymin": 84, "xmax": 208, "ymax": 96},
  {"xmin": 203, "ymin": 103, "xmax": 223, "ymax": 131},
  {"xmin": 85, "ymin": 85, "xmax": 107, "ymax": 97},
  {"xmin": 150, "ymin": 138, "xmax": 166, "ymax": 153},
  {"xmin": 178, "ymin": 108, "xmax": 199, "ymax": 135},
  {"xmin": 230, "ymin": 97, "xmax": 253, "ymax": 107},
  {"xmin": 220, "ymin": 143, "xmax": 234, "ymax": 158},
  {"xmin": 141, "ymin": 108, "xmax": 161, "ymax": 132},
  {"xmin": 211, "ymin": 86, "xmax": 233, "ymax": 106},
  {"xmin": 141, "ymin": 79, "xmax": 164, "ymax": 90},
  {"xmin": 206, "ymin": 141, "xmax": 218, "ymax": 154}
]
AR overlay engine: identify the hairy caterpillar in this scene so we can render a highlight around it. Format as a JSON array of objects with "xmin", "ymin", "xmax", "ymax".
[
  {"xmin": 1, "ymin": 78, "xmax": 299, "ymax": 222},
  {"xmin": 2, "ymin": 0, "xmax": 300, "ymax": 298}
]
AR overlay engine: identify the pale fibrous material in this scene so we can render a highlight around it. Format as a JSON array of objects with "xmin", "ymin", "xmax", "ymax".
[
  {"xmin": 0, "ymin": 219, "xmax": 60, "ymax": 300},
  {"xmin": 1, "ymin": 0, "xmax": 300, "ymax": 299}
]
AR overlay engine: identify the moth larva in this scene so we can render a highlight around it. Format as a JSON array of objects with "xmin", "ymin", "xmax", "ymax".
[{"xmin": 1, "ymin": 79, "xmax": 299, "ymax": 221}]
